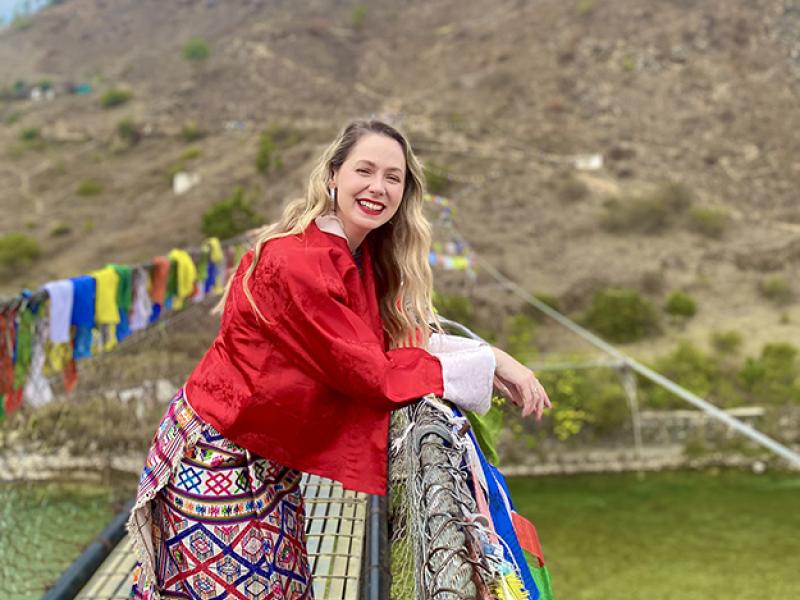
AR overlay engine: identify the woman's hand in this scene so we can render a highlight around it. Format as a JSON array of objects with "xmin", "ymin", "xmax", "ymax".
[{"xmin": 491, "ymin": 347, "xmax": 552, "ymax": 420}]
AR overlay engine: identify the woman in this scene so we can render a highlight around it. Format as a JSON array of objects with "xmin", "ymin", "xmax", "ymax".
[{"xmin": 128, "ymin": 120, "xmax": 550, "ymax": 599}]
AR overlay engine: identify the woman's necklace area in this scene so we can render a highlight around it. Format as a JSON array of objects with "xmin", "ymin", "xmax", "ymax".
[{"xmin": 352, "ymin": 246, "xmax": 363, "ymax": 272}]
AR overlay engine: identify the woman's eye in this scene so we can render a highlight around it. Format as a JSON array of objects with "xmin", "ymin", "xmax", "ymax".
[
  {"xmin": 356, "ymin": 168, "xmax": 370, "ymax": 175},
  {"xmin": 388, "ymin": 176, "xmax": 401, "ymax": 184}
]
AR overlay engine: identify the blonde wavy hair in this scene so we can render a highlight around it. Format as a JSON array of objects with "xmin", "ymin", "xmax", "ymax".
[{"xmin": 215, "ymin": 119, "xmax": 439, "ymax": 348}]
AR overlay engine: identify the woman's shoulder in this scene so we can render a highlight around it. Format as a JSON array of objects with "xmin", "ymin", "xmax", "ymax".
[{"xmin": 256, "ymin": 226, "xmax": 355, "ymax": 280}]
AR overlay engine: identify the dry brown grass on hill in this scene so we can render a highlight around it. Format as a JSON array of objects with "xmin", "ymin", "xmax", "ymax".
[{"xmin": 0, "ymin": 0, "xmax": 798, "ymax": 356}]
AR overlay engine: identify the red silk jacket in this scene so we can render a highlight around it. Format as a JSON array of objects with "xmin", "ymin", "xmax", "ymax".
[{"xmin": 185, "ymin": 221, "xmax": 445, "ymax": 495}]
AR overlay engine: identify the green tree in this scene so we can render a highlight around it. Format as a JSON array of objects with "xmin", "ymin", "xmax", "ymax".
[
  {"xmin": 201, "ymin": 187, "xmax": 264, "ymax": 239},
  {"xmin": 645, "ymin": 342, "xmax": 721, "ymax": 408},
  {"xmin": 739, "ymin": 343, "xmax": 800, "ymax": 406},
  {"xmin": 582, "ymin": 288, "xmax": 660, "ymax": 342}
]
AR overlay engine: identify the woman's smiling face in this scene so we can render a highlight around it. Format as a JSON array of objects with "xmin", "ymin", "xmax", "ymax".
[{"xmin": 330, "ymin": 133, "xmax": 406, "ymax": 250}]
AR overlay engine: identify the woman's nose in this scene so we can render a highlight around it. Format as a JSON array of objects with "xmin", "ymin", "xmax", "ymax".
[{"xmin": 368, "ymin": 177, "xmax": 385, "ymax": 196}]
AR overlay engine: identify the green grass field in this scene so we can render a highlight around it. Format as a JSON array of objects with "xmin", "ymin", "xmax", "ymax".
[{"xmin": 507, "ymin": 470, "xmax": 800, "ymax": 600}]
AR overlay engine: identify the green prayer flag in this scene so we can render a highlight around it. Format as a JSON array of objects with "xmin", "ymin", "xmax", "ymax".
[
  {"xmin": 464, "ymin": 401, "xmax": 505, "ymax": 464},
  {"xmin": 13, "ymin": 307, "xmax": 34, "ymax": 390},
  {"xmin": 524, "ymin": 550, "xmax": 555, "ymax": 600}
]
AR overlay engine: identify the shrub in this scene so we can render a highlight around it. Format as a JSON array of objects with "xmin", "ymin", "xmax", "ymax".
[
  {"xmin": 601, "ymin": 195, "xmax": 668, "ymax": 233},
  {"xmin": 0, "ymin": 233, "xmax": 41, "ymax": 276},
  {"xmin": 555, "ymin": 175, "xmax": 589, "ymax": 203},
  {"xmin": 201, "ymin": 187, "xmax": 264, "ymax": 239},
  {"xmin": 621, "ymin": 53, "xmax": 637, "ymax": 72},
  {"xmin": 4, "ymin": 111, "xmax": 22, "ymax": 125},
  {"xmin": 19, "ymin": 127, "xmax": 39, "ymax": 141},
  {"xmin": 520, "ymin": 293, "xmax": 561, "ymax": 322},
  {"xmin": 533, "ymin": 293, "xmax": 560, "ymax": 312},
  {"xmin": 576, "ymin": 0, "xmax": 595, "ymax": 16},
  {"xmin": 758, "ymin": 275, "xmax": 793, "ymax": 305},
  {"xmin": 180, "ymin": 121, "xmax": 205, "ymax": 142},
  {"xmin": 351, "ymin": 4, "xmax": 368, "ymax": 28},
  {"xmin": 100, "ymin": 88, "xmax": 132, "ymax": 109},
  {"xmin": 582, "ymin": 288, "xmax": 660, "ymax": 342},
  {"xmin": 76, "ymin": 179, "xmax": 103, "ymax": 196},
  {"xmin": 503, "ymin": 314, "xmax": 538, "ymax": 364},
  {"xmin": 254, "ymin": 126, "xmax": 300, "ymax": 175},
  {"xmin": 664, "ymin": 290, "xmax": 697, "ymax": 318},
  {"xmin": 688, "ymin": 206, "xmax": 730, "ymax": 239},
  {"xmin": 433, "ymin": 291, "xmax": 477, "ymax": 331},
  {"xmin": 424, "ymin": 162, "xmax": 450, "ymax": 195},
  {"xmin": 165, "ymin": 159, "xmax": 187, "ymax": 182},
  {"xmin": 49, "ymin": 223, "xmax": 71, "ymax": 237},
  {"xmin": 711, "ymin": 330, "xmax": 742, "ymax": 355},
  {"xmin": 537, "ymin": 366, "xmax": 629, "ymax": 437},
  {"xmin": 644, "ymin": 342, "xmax": 723, "ymax": 409},
  {"xmin": 256, "ymin": 131, "xmax": 280, "ymax": 174},
  {"xmin": 183, "ymin": 37, "xmax": 210, "ymax": 62},
  {"xmin": 601, "ymin": 182, "xmax": 694, "ymax": 234},
  {"xmin": 655, "ymin": 182, "xmax": 694, "ymax": 212},
  {"xmin": 266, "ymin": 124, "xmax": 301, "ymax": 147},
  {"xmin": 738, "ymin": 342, "xmax": 800, "ymax": 406},
  {"xmin": 180, "ymin": 146, "xmax": 202, "ymax": 160},
  {"xmin": 642, "ymin": 340, "xmax": 755, "ymax": 409},
  {"xmin": 116, "ymin": 118, "xmax": 141, "ymax": 145}
]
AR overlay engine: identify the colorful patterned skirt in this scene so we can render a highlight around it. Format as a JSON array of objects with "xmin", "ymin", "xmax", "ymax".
[{"xmin": 127, "ymin": 388, "xmax": 313, "ymax": 599}]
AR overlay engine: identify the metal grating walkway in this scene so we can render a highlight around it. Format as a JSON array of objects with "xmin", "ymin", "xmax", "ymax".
[{"xmin": 75, "ymin": 474, "xmax": 368, "ymax": 599}]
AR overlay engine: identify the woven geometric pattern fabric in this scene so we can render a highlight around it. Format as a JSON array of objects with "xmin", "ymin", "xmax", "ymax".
[{"xmin": 129, "ymin": 390, "xmax": 313, "ymax": 599}]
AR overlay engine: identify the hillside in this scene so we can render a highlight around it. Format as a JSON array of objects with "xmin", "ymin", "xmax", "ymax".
[{"xmin": 1, "ymin": 0, "xmax": 799, "ymax": 358}]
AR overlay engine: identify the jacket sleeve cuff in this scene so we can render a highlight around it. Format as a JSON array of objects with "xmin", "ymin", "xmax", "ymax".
[{"xmin": 429, "ymin": 333, "xmax": 495, "ymax": 415}]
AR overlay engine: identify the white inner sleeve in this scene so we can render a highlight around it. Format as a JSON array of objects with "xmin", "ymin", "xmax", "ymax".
[{"xmin": 429, "ymin": 332, "xmax": 495, "ymax": 415}]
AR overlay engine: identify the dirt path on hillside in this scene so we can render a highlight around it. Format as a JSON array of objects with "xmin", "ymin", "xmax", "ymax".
[{"xmin": 0, "ymin": 161, "xmax": 48, "ymax": 216}]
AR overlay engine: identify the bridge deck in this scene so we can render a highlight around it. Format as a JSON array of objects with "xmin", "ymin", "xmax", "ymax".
[{"xmin": 75, "ymin": 475, "xmax": 367, "ymax": 599}]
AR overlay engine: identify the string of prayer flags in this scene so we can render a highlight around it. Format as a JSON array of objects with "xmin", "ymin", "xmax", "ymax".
[
  {"xmin": 0, "ymin": 236, "xmax": 232, "ymax": 417},
  {"xmin": 425, "ymin": 194, "xmax": 476, "ymax": 278}
]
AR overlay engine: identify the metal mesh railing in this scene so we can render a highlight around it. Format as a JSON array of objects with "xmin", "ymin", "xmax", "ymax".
[{"xmin": 389, "ymin": 399, "xmax": 496, "ymax": 599}]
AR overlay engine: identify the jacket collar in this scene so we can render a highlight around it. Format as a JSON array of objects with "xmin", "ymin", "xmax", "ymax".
[
  {"xmin": 313, "ymin": 215, "xmax": 383, "ymax": 341},
  {"xmin": 314, "ymin": 214, "xmax": 349, "ymax": 242},
  {"xmin": 315, "ymin": 214, "xmax": 367, "ymax": 256}
]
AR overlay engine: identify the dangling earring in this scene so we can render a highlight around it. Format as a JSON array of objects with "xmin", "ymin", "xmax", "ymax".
[{"xmin": 328, "ymin": 187, "xmax": 337, "ymax": 210}]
